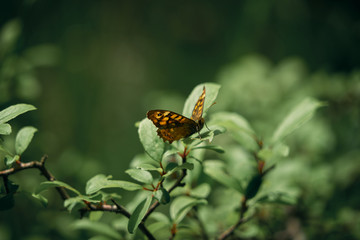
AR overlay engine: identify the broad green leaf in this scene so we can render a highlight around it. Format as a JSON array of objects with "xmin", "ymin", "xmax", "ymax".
[
  {"xmin": 72, "ymin": 219, "xmax": 122, "ymax": 239},
  {"xmin": 0, "ymin": 104, "xmax": 36, "ymax": 124},
  {"xmin": 255, "ymin": 192, "xmax": 297, "ymax": 205},
  {"xmin": 128, "ymin": 196, "xmax": 152, "ymax": 233},
  {"xmin": 192, "ymin": 144, "xmax": 225, "ymax": 153},
  {"xmin": 125, "ymin": 169, "xmax": 153, "ymax": 184},
  {"xmin": 96, "ymin": 191, "xmax": 122, "ymax": 202},
  {"xmin": 210, "ymin": 112, "xmax": 258, "ymax": 151},
  {"xmin": 154, "ymin": 187, "xmax": 170, "ymax": 204},
  {"xmin": 163, "ymin": 162, "xmax": 194, "ymax": 178},
  {"xmin": 165, "ymin": 162, "xmax": 179, "ymax": 173},
  {"xmin": 272, "ymin": 98, "xmax": 325, "ymax": 143},
  {"xmin": 170, "ymin": 196, "xmax": 207, "ymax": 224},
  {"xmin": 64, "ymin": 197, "xmax": 87, "ymax": 212},
  {"xmin": 136, "ymin": 163, "xmax": 160, "ymax": 172},
  {"xmin": 185, "ymin": 125, "xmax": 226, "ymax": 144},
  {"xmin": 0, "ymin": 123, "xmax": 11, "ymax": 135},
  {"xmin": 203, "ymin": 160, "xmax": 244, "ymax": 193},
  {"xmin": 190, "ymin": 183, "xmax": 211, "ymax": 198},
  {"xmin": 210, "ymin": 112, "xmax": 255, "ymax": 135},
  {"xmin": 148, "ymin": 212, "xmax": 171, "ymax": 223},
  {"xmin": 147, "ymin": 221, "xmax": 171, "ymax": 234},
  {"xmin": 245, "ymin": 174, "xmax": 263, "ymax": 199},
  {"xmin": 89, "ymin": 211, "xmax": 104, "ymax": 221},
  {"xmin": 35, "ymin": 180, "xmax": 81, "ymax": 196},
  {"xmin": 15, "ymin": 126, "xmax": 37, "ymax": 155},
  {"xmin": 258, "ymin": 143, "xmax": 289, "ymax": 162},
  {"xmin": 183, "ymin": 83, "xmax": 221, "ymax": 118},
  {"xmin": 5, "ymin": 155, "xmax": 19, "ymax": 166},
  {"xmin": 138, "ymin": 118, "xmax": 165, "ymax": 161},
  {"xmin": 86, "ymin": 174, "xmax": 142, "ymax": 195},
  {"xmin": 130, "ymin": 153, "xmax": 159, "ymax": 168},
  {"xmin": 0, "ymin": 144, "xmax": 12, "ymax": 156}
]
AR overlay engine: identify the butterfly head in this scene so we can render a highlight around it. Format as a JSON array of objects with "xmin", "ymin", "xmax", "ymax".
[{"xmin": 196, "ymin": 117, "xmax": 205, "ymax": 132}]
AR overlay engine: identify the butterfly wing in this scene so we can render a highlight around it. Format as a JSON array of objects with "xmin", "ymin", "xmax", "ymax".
[
  {"xmin": 191, "ymin": 87, "xmax": 206, "ymax": 121},
  {"xmin": 147, "ymin": 110, "xmax": 197, "ymax": 143}
]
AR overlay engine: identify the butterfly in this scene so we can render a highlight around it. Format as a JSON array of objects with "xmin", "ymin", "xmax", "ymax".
[{"xmin": 147, "ymin": 87, "xmax": 206, "ymax": 143}]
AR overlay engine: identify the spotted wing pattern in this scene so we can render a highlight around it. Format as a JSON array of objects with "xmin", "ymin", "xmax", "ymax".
[
  {"xmin": 147, "ymin": 86, "xmax": 206, "ymax": 143},
  {"xmin": 191, "ymin": 86, "xmax": 206, "ymax": 121},
  {"xmin": 146, "ymin": 110, "xmax": 197, "ymax": 143}
]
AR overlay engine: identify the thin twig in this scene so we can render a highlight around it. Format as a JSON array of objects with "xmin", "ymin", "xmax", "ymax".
[{"xmin": 217, "ymin": 216, "xmax": 252, "ymax": 240}]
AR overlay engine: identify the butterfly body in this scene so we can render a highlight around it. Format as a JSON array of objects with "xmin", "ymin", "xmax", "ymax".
[{"xmin": 147, "ymin": 87, "xmax": 206, "ymax": 143}]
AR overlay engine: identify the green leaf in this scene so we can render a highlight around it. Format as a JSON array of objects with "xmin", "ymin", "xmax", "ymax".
[
  {"xmin": 258, "ymin": 143, "xmax": 289, "ymax": 162},
  {"xmin": 125, "ymin": 169, "xmax": 153, "ymax": 184},
  {"xmin": 72, "ymin": 219, "xmax": 122, "ymax": 239},
  {"xmin": 203, "ymin": 160, "xmax": 244, "ymax": 193},
  {"xmin": 64, "ymin": 197, "xmax": 87, "ymax": 212},
  {"xmin": 89, "ymin": 211, "xmax": 104, "ymax": 221},
  {"xmin": 154, "ymin": 187, "xmax": 170, "ymax": 204},
  {"xmin": 209, "ymin": 112, "xmax": 258, "ymax": 151},
  {"xmin": 136, "ymin": 163, "xmax": 161, "ymax": 172},
  {"xmin": 147, "ymin": 221, "xmax": 171, "ymax": 234},
  {"xmin": 256, "ymin": 192, "xmax": 297, "ymax": 205},
  {"xmin": 96, "ymin": 191, "xmax": 122, "ymax": 202},
  {"xmin": 128, "ymin": 196, "xmax": 153, "ymax": 233},
  {"xmin": 272, "ymin": 98, "xmax": 325, "ymax": 143},
  {"xmin": 0, "ymin": 104, "xmax": 36, "ymax": 124},
  {"xmin": 35, "ymin": 180, "xmax": 81, "ymax": 196},
  {"xmin": 5, "ymin": 155, "xmax": 19, "ymax": 166},
  {"xmin": 163, "ymin": 162, "xmax": 194, "ymax": 178},
  {"xmin": 182, "ymin": 83, "xmax": 220, "ymax": 118},
  {"xmin": 245, "ymin": 174, "xmax": 263, "ymax": 199},
  {"xmin": 165, "ymin": 161, "xmax": 179, "ymax": 173},
  {"xmin": 138, "ymin": 118, "xmax": 165, "ymax": 161},
  {"xmin": 86, "ymin": 174, "xmax": 142, "ymax": 195},
  {"xmin": 0, "ymin": 144, "xmax": 12, "ymax": 156},
  {"xmin": 31, "ymin": 193, "xmax": 48, "ymax": 207},
  {"xmin": 0, "ymin": 123, "xmax": 11, "ymax": 135},
  {"xmin": 170, "ymin": 196, "xmax": 207, "ymax": 224},
  {"xmin": 190, "ymin": 183, "xmax": 211, "ymax": 198},
  {"xmin": 15, "ymin": 126, "xmax": 37, "ymax": 155},
  {"xmin": 192, "ymin": 144, "xmax": 225, "ymax": 153}
]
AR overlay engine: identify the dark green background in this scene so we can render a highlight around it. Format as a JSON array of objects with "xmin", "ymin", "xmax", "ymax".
[{"xmin": 1, "ymin": 1, "xmax": 359, "ymax": 239}]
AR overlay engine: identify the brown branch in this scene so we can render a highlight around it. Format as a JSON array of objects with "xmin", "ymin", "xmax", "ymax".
[
  {"xmin": 143, "ymin": 147, "xmax": 189, "ymax": 222},
  {"xmin": 0, "ymin": 155, "xmax": 156, "ymax": 240},
  {"xmin": 0, "ymin": 155, "xmax": 70, "ymax": 200},
  {"xmin": 217, "ymin": 216, "xmax": 252, "ymax": 240}
]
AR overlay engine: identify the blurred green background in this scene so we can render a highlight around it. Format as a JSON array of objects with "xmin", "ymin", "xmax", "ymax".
[{"xmin": 1, "ymin": 1, "xmax": 359, "ymax": 239}]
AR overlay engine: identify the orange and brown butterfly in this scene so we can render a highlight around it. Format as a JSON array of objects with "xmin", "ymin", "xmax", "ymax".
[{"xmin": 147, "ymin": 87, "xmax": 206, "ymax": 143}]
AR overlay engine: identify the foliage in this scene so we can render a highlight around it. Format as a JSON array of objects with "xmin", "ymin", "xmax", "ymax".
[{"xmin": 2, "ymin": 78, "xmax": 350, "ymax": 239}]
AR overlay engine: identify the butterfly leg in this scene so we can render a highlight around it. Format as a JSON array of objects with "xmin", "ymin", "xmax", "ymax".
[
  {"xmin": 197, "ymin": 131, "xmax": 202, "ymax": 140},
  {"xmin": 204, "ymin": 122, "xmax": 211, "ymax": 131}
]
